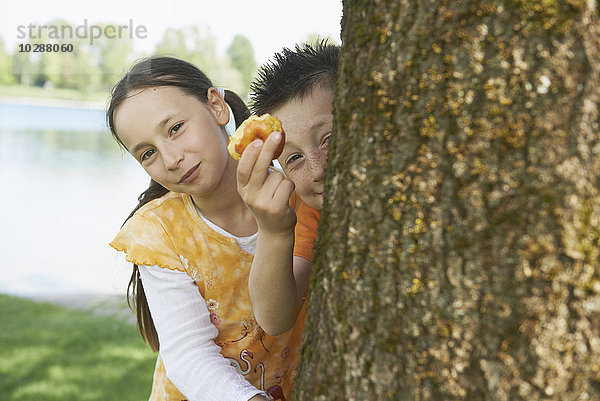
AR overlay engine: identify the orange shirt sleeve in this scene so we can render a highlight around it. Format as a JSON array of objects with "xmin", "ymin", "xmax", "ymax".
[{"xmin": 290, "ymin": 192, "xmax": 320, "ymax": 262}]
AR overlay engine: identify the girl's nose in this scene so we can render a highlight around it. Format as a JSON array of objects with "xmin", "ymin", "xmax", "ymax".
[{"xmin": 163, "ymin": 147, "xmax": 183, "ymax": 170}]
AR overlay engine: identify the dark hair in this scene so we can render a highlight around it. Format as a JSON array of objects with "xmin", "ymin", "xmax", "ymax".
[
  {"xmin": 106, "ymin": 56, "xmax": 250, "ymax": 352},
  {"xmin": 249, "ymin": 40, "xmax": 340, "ymax": 115}
]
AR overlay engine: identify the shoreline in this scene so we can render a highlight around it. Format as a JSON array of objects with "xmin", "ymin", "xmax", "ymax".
[
  {"xmin": 15, "ymin": 292, "xmax": 136, "ymax": 324},
  {"xmin": 0, "ymin": 95, "xmax": 107, "ymax": 111}
]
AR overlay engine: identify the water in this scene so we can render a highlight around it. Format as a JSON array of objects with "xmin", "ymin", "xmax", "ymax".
[{"xmin": 0, "ymin": 101, "xmax": 149, "ymax": 296}]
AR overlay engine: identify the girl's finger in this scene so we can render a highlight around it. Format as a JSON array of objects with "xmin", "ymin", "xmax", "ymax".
[
  {"xmin": 246, "ymin": 132, "xmax": 283, "ymax": 188},
  {"xmin": 237, "ymin": 139, "xmax": 263, "ymax": 188},
  {"xmin": 260, "ymin": 169, "xmax": 287, "ymax": 198},
  {"xmin": 272, "ymin": 178, "xmax": 295, "ymax": 205}
]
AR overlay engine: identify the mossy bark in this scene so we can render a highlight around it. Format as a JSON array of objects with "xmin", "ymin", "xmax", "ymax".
[{"xmin": 293, "ymin": 1, "xmax": 600, "ymax": 400}]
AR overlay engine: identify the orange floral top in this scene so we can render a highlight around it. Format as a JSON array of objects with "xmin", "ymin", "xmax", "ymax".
[{"xmin": 110, "ymin": 191, "xmax": 306, "ymax": 401}]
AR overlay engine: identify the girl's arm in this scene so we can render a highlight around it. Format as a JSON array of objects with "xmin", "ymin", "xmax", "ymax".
[
  {"xmin": 237, "ymin": 134, "xmax": 307, "ymax": 335},
  {"xmin": 139, "ymin": 265, "xmax": 267, "ymax": 401},
  {"xmin": 250, "ymin": 227, "xmax": 298, "ymax": 335}
]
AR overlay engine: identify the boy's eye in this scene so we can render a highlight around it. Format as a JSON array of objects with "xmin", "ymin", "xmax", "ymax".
[
  {"xmin": 141, "ymin": 149, "xmax": 156, "ymax": 161},
  {"xmin": 286, "ymin": 154, "xmax": 303, "ymax": 166},
  {"xmin": 170, "ymin": 122, "xmax": 183, "ymax": 135}
]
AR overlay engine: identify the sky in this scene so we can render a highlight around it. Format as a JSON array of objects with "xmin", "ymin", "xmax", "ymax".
[{"xmin": 2, "ymin": 0, "xmax": 343, "ymax": 64}]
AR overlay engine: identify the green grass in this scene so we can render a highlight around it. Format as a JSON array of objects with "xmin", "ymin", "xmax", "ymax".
[
  {"xmin": 0, "ymin": 294, "xmax": 156, "ymax": 401},
  {"xmin": 0, "ymin": 84, "xmax": 108, "ymax": 102}
]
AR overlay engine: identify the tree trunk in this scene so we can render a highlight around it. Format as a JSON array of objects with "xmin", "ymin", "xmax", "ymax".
[{"xmin": 293, "ymin": 1, "xmax": 600, "ymax": 400}]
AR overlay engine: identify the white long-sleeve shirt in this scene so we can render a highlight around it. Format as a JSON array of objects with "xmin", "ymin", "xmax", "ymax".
[{"xmin": 137, "ymin": 214, "xmax": 266, "ymax": 401}]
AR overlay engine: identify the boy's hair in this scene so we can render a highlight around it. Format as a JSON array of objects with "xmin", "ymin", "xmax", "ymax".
[{"xmin": 250, "ymin": 40, "xmax": 340, "ymax": 115}]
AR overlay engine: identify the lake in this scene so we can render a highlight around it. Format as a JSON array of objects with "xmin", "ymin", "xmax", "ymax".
[{"xmin": 0, "ymin": 100, "xmax": 149, "ymax": 296}]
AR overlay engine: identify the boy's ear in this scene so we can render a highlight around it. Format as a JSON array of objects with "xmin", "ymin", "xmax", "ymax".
[{"xmin": 206, "ymin": 87, "xmax": 229, "ymax": 126}]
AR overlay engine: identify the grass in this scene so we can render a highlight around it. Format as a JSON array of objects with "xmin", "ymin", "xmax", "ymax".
[
  {"xmin": 0, "ymin": 84, "xmax": 108, "ymax": 102},
  {"xmin": 0, "ymin": 293, "xmax": 156, "ymax": 401}
]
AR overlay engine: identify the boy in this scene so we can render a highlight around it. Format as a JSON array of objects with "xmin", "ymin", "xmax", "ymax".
[{"xmin": 236, "ymin": 41, "xmax": 340, "ymax": 335}]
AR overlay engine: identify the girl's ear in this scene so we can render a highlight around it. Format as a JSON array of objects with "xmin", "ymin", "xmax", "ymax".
[{"xmin": 206, "ymin": 87, "xmax": 230, "ymax": 126}]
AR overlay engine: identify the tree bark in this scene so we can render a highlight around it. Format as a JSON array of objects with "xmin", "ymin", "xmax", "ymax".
[{"xmin": 294, "ymin": 1, "xmax": 600, "ymax": 400}]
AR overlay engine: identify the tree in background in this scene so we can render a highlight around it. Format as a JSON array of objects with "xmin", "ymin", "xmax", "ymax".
[
  {"xmin": 226, "ymin": 34, "xmax": 257, "ymax": 98},
  {"xmin": 294, "ymin": 1, "xmax": 600, "ymax": 400},
  {"xmin": 155, "ymin": 25, "xmax": 222, "ymax": 76},
  {"xmin": 2, "ymin": 23, "xmax": 258, "ymax": 98},
  {"xmin": 28, "ymin": 19, "xmax": 68, "ymax": 88},
  {"xmin": 96, "ymin": 24, "xmax": 135, "ymax": 90},
  {"xmin": 0, "ymin": 38, "xmax": 15, "ymax": 85},
  {"xmin": 42, "ymin": 37, "xmax": 102, "ymax": 93},
  {"xmin": 7, "ymin": 19, "xmax": 103, "ymax": 93},
  {"xmin": 155, "ymin": 26, "xmax": 247, "ymax": 97},
  {"xmin": 155, "ymin": 27, "xmax": 192, "ymax": 60},
  {"xmin": 9, "ymin": 49, "xmax": 34, "ymax": 86}
]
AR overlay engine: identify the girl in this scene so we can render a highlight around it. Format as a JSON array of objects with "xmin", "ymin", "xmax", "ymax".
[{"xmin": 107, "ymin": 57, "xmax": 301, "ymax": 401}]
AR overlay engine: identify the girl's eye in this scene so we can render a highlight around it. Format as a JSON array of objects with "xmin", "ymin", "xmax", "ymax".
[
  {"xmin": 170, "ymin": 122, "xmax": 183, "ymax": 136},
  {"xmin": 141, "ymin": 149, "xmax": 156, "ymax": 162}
]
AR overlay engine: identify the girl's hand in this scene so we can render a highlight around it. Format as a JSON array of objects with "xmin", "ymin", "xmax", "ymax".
[{"xmin": 237, "ymin": 132, "xmax": 296, "ymax": 234}]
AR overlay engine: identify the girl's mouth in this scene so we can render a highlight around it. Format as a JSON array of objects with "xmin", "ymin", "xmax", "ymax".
[{"xmin": 178, "ymin": 163, "xmax": 201, "ymax": 184}]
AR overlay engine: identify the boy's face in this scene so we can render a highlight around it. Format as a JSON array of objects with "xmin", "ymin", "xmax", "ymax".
[{"xmin": 274, "ymin": 85, "xmax": 334, "ymax": 211}]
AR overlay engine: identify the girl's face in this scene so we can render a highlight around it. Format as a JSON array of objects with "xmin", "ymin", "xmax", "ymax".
[{"xmin": 113, "ymin": 86, "xmax": 232, "ymax": 198}]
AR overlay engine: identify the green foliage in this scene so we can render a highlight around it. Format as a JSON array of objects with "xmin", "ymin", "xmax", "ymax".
[
  {"xmin": 95, "ymin": 23, "xmax": 135, "ymax": 89},
  {"xmin": 0, "ymin": 38, "xmax": 15, "ymax": 84},
  {"xmin": 10, "ymin": 19, "xmax": 105, "ymax": 92},
  {"xmin": 0, "ymin": 84, "xmax": 107, "ymax": 101},
  {"xmin": 153, "ymin": 26, "xmax": 247, "ymax": 96},
  {"xmin": 0, "ymin": 21, "xmax": 260, "ymax": 99},
  {"xmin": 226, "ymin": 34, "xmax": 257, "ymax": 97},
  {"xmin": 155, "ymin": 27, "xmax": 191, "ymax": 58},
  {"xmin": 0, "ymin": 294, "xmax": 156, "ymax": 401},
  {"xmin": 155, "ymin": 25, "xmax": 220, "ymax": 74},
  {"xmin": 10, "ymin": 49, "xmax": 35, "ymax": 86}
]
